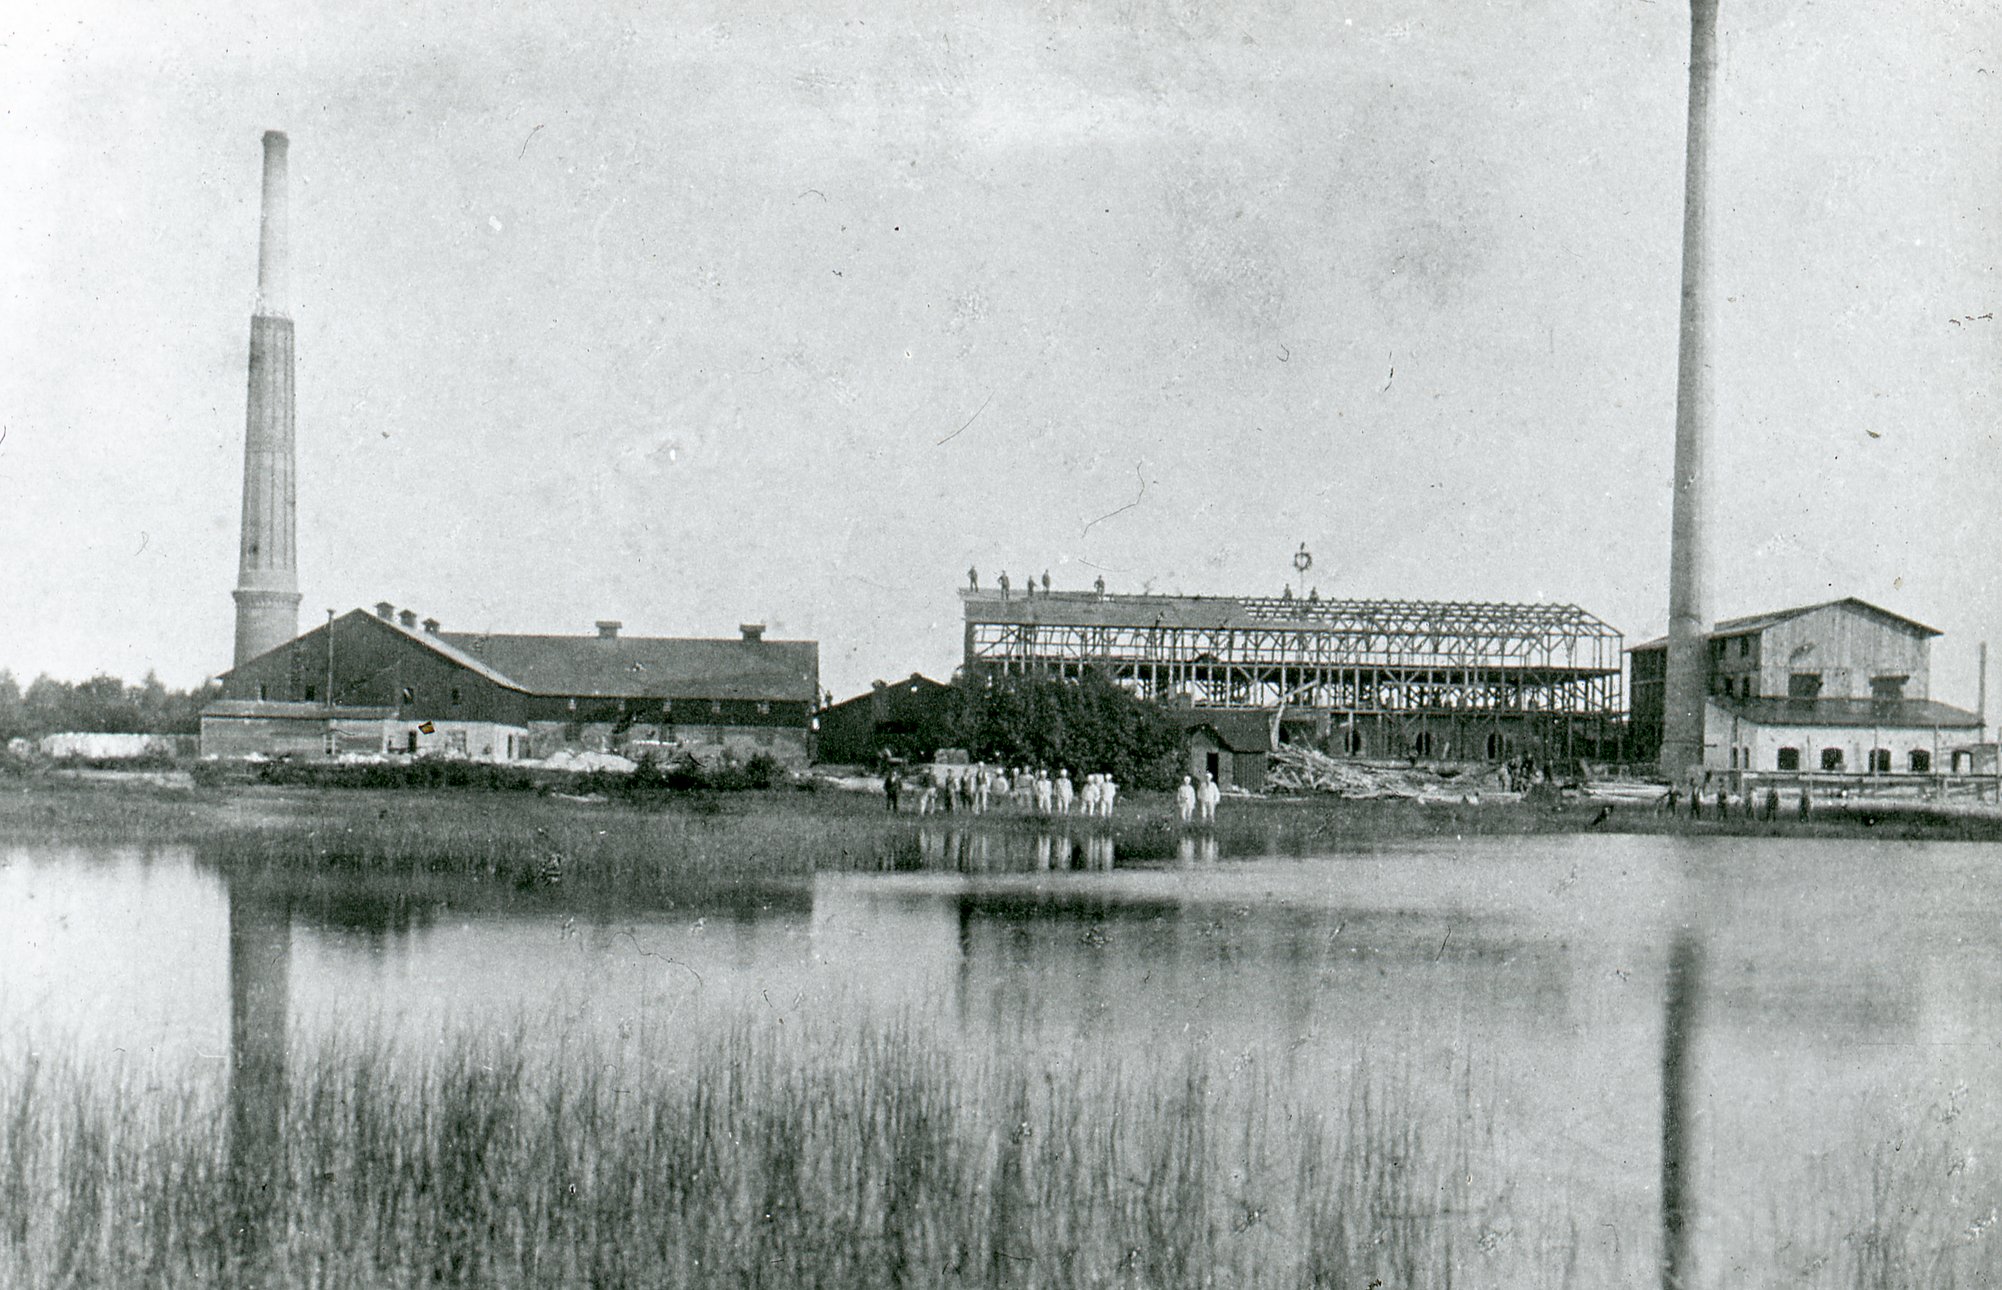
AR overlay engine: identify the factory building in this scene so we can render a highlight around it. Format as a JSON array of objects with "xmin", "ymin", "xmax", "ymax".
[
  {"xmin": 203, "ymin": 606, "xmax": 820, "ymax": 765},
  {"xmin": 961, "ymin": 584, "xmax": 1624, "ymax": 762},
  {"xmin": 1628, "ymin": 598, "xmax": 1982, "ymax": 773},
  {"xmin": 815, "ymin": 673, "xmax": 955, "ymax": 766}
]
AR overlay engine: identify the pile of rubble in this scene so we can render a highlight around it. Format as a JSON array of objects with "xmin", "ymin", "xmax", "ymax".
[{"xmin": 1266, "ymin": 744, "xmax": 1493, "ymax": 801}]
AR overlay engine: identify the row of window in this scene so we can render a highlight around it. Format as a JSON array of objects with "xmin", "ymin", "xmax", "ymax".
[
  {"xmin": 1758, "ymin": 746, "xmax": 1932, "ymax": 773},
  {"xmin": 1712, "ymin": 673, "xmax": 1911, "ymax": 702}
]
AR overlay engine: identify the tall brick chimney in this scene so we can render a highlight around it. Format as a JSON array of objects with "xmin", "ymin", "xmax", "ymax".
[
  {"xmin": 231, "ymin": 130, "xmax": 302, "ymax": 667},
  {"xmin": 1660, "ymin": 1, "xmax": 1718, "ymax": 779}
]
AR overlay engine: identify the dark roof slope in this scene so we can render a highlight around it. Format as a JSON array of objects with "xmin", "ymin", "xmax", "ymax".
[
  {"xmin": 1713, "ymin": 696, "xmax": 1980, "ymax": 729},
  {"xmin": 1174, "ymin": 710, "xmax": 1274, "ymax": 753},
  {"xmin": 440, "ymin": 632, "xmax": 819, "ymax": 703},
  {"xmin": 822, "ymin": 673, "xmax": 951, "ymax": 718}
]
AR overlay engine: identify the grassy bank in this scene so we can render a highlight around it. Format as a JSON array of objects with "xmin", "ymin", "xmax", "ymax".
[{"xmin": 9, "ymin": 775, "xmax": 2002, "ymax": 906}]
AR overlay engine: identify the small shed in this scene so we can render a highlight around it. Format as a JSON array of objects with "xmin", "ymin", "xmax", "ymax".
[{"xmin": 1180, "ymin": 713, "xmax": 1272, "ymax": 792}]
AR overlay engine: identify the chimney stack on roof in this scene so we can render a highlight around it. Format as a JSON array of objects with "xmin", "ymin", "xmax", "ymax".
[
  {"xmin": 398, "ymin": 609, "xmax": 417, "ymax": 629},
  {"xmin": 422, "ymin": 617, "xmax": 440, "ymax": 634},
  {"xmin": 740, "ymin": 623, "xmax": 766, "ymax": 642},
  {"xmin": 595, "ymin": 620, "xmax": 622, "ymax": 640},
  {"xmin": 375, "ymin": 601, "xmax": 394, "ymax": 620}
]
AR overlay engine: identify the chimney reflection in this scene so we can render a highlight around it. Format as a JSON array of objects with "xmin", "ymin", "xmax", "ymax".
[
  {"xmin": 227, "ymin": 881, "xmax": 291, "ymax": 1271},
  {"xmin": 1660, "ymin": 932, "xmax": 1703, "ymax": 1290}
]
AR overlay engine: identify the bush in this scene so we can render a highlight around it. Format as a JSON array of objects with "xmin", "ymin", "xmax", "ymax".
[{"xmin": 946, "ymin": 666, "xmax": 1183, "ymax": 790}]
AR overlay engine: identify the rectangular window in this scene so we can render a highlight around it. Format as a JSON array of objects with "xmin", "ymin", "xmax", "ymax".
[
  {"xmin": 1788, "ymin": 673, "xmax": 1823, "ymax": 700},
  {"xmin": 1738, "ymin": 637, "xmax": 1750, "ymax": 658},
  {"xmin": 1777, "ymin": 747, "xmax": 1801, "ymax": 771},
  {"xmin": 1868, "ymin": 748, "xmax": 1892, "ymax": 773},
  {"xmin": 1821, "ymin": 747, "xmax": 1845, "ymax": 771},
  {"xmin": 1870, "ymin": 675, "xmax": 1908, "ymax": 702},
  {"xmin": 257, "ymin": 683, "xmax": 268, "ymax": 701},
  {"xmin": 303, "ymin": 685, "xmax": 316, "ymax": 702},
  {"xmin": 450, "ymin": 687, "xmax": 462, "ymax": 707}
]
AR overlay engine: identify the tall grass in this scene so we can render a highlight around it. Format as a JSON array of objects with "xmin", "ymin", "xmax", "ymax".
[{"xmin": 0, "ymin": 1022, "xmax": 1616, "ymax": 1289}]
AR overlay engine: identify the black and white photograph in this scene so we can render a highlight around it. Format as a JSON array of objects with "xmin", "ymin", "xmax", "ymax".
[{"xmin": 2, "ymin": 0, "xmax": 1999, "ymax": 1283}]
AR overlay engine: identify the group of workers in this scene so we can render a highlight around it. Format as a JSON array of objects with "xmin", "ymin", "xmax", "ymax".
[
  {"xmin": 1175, "ymin": 774, "xmax": 1223, "ymax": 824},
  {"xmin": 882, "ymin": 763, "xmax": 1229, "ymax": 824},
  {"xmin": 884, "ymin": 764, "xmax": 1123, "ymax": 818},
  {"xmin": 1659, "ymin": 775, "xmax": 1811, "ymax": 822}
]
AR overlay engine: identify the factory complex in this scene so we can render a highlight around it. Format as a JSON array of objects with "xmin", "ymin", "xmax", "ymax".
[{"xmin": 196, "ymin": 130, "xmax": 1989, "ymax": 787}]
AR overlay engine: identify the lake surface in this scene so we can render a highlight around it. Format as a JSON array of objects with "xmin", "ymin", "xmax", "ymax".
[{"xmin": 6, "ymin": 826, "xmax": 2001, "ymax": 1280}]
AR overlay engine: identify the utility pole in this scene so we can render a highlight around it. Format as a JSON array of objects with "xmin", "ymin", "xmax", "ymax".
[{"xmin": 323, "ymin": 608, "xmax": 335, "ymax": 755}]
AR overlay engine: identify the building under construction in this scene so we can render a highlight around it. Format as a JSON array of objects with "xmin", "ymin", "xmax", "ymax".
[{"xmin": 962, "ymin": 586, "xmax": 1624, "ymax": 761}]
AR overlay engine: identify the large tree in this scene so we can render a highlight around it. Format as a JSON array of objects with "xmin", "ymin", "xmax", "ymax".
[{"xmin": 945, "ymin": 667, "xmax": 1182, "ymax": 791}]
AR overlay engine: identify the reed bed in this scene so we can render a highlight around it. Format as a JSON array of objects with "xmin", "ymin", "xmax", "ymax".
[{"xmin": 0, "ymin": 1020, "xmax": 1627, "ymax": 1289}]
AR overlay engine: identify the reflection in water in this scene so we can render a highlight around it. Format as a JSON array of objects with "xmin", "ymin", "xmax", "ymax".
[
  {"xmin": 1660, "ymin": 933, "xmax": 1702, "ymax": 1290},
  {"xmin": 8, "ymin": 835, "xmax": 2002, "ymax": 1282},
  {"xmin": 916, "ymin": 828, "xmax": 1116, "ymax": 872},
  {"xmin": 1175, "ymin": 833, "xmax": 1220, "ymax": 866},
  {"xmin": 226, "ymin": 883, "xmax": 290, "ymax": 1273}
]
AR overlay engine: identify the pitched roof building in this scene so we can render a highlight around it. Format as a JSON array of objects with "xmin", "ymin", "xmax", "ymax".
[
  {"xmin": 203, "ymin": 604, "xmax": 819, "ymax": 763},
  {"xmin": 1628, "ymin": 597, "xmax": 1980, "ymax": 774}
]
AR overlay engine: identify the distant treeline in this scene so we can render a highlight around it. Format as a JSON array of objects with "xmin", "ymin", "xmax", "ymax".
[{"xmin": 0, "ymin": 670, "xmax": 221, "ymax": 741}]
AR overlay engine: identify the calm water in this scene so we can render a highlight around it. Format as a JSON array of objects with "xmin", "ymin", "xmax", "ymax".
[{"xmin": 6, "ymin": 827, "xmax": 2001, "ymax": 1273}]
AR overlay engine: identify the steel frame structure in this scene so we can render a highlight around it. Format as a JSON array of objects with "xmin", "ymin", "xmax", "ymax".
[{"xmin": 962, "ymin": 590, "xmax": 1624, "ymax": 755}]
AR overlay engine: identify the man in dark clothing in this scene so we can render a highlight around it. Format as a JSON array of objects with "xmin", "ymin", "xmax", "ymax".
[{"xmin": 884, "ymin": 770, "xmax": 901, "ymax": 813}]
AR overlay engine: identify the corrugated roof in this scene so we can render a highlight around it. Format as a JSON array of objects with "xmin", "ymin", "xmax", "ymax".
[
  {"xmin": 1630, "ymin": 597, "xmax": 1941, "ymax": 652},
  {"xmin": 1712, "ymin": 696, "xmax": 1980, "ymax": 729},
  {"xmin": 439, "ymin": 631, "xmax": 820, "ymax": 702}
]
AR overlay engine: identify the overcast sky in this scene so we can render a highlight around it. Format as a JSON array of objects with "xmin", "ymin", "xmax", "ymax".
[{"xmin": 2, "ymin": 0, "xmax": 1997, "ymax": 705}]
